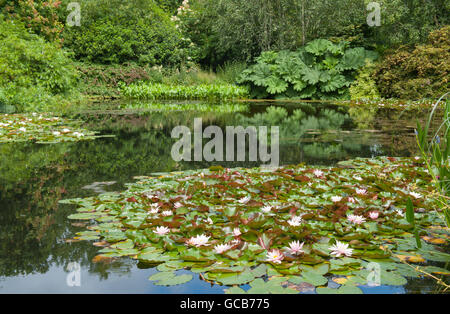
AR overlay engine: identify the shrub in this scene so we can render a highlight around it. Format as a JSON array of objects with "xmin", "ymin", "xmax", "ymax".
[
  {"xmin": 1, "ymin": 0, "xmax": 64, "ymax": 43},
  {"xmin": 373, "ymin": 26, "xmax": 450, "ymax": 100},
  {"xmin": 62, "ymin": 0, "xmax": 189, "ymax": 66},
  {"xmin": 349, "ymin": 61, "xmax": 380, "ymax": 100},
  {"xmin": 238, "ymin": 39, "xmax": 378, "ymax": 100},
  {"xmin": 0, "ymin": 15, "xmax": 79, "ymax": 112}
]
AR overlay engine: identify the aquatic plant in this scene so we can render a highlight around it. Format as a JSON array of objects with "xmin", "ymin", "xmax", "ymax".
[
  {"xmin": 119, "ymin": 83, "xmax": 249, "ymax": 100},
  {"xmin": 62, "ymin": 157, "xmax": 450, "ymax": 293},
  {"xmin": 415, "ymin": 93, "xmax": 450, "ymax": 227},
  {"xmin": 0, "ymin": 113, "xmax": 103, "ymax": 143}
]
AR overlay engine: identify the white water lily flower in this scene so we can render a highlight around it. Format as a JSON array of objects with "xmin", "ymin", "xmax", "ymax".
[
  {"xmin": 329, "ymin": 241, "xmax": 353, "ymax": 257},
  {"xmin": 410, "ymin": 192, "xmax": 422, "ymax": 199},
  {"xmin": 187, "ymin": 234, "xmax": 210, "ymax": 247},
  {"xmin": 288, "ymin": 216, "xmax": 302, "ymax": 227},
  {"xmin": 396, "ymin": 209, "xmax": 404, "ymax": 217},
  {"xmin": 331, "ymin": 196, "xmax": 343, "ymax": 203},
  {"xmin": 266, "ymin": 249, "xmax": 284, "ymax": 264},
  {"xmin": 18, "ymin": 127, "xmax": 26, "ymax": 132},
  {"xmin": 354, "ymin": 176, "xmax": 363, "ymax": 181},
  {"xmin": 369, "ymin": 211, "xmax": 379, "ymax": 219},
  {"xmin": 233, "ymin": 228, "xmax": 242, "ymax": 236},
  {"xmin": 356, "ymin": 188, "xmax": 367, "ymax": 195},
  {"xmin": 206, "ymin": 217, "xmax": 213, "ymax": 224},
  {"xmin": 214, "ymin": 243, "xmax": 232, "ymax": 254},
  {"xmin": 286, "ymin": 241, "xmax": 305, "ymax": 256},
  {"xmin": 348, "ymin": 197, "xmax": 357, "ymax": 204},
  {"xmin": 62, "ymin": 128, "xmax": 71, "ymax": 133},
  {"xmin": 53, "ymin": 131, "xmax": 61, "ymax": 136},
  {"xmin": 238, "ymin": 196, "xmax": 251, "ymax": 204},
  {"xmin": 162, "ymin": 210, "xmax": 173, "ymax": 216},
  {"xmin": 154, "ymin": 226, "xmax": 170, "ymax": 236},
  {"xmin": 313, "ymin": 170, "xmax": 324, "ymax": 177},
  {"xmin": 261, "ymin": 206, "xmax": 272, "ymax": 213}
]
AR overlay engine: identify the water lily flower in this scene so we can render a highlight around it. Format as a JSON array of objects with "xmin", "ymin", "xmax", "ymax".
[
  {"xmin": 354, "ymin": 176, "xmax": 363, "ymax": 181},
  {"xmin": 162, "ymin": 210, "xmax": 173, "ymax": 216},
  {"xmin": 206, "ymin": 217, "xmax": 213, "ymax": 224},
  {"xmin": 410, "ymin": 192, "xmax": 421, "ymax": 199},
  {"xmin": 348, "ymin": 197, "xmax": 357, "ymax": 204},
  {"xmin": 266, "ymin": 249, "xmax": 284, "ymax": 264},
  {"xmin": 62, "ymin": 128, "xmax": 71, "ymax": 133},
  {"xmin": 286, "ymin": 241, "xmax": 305, "ymax": 255},
  {"xmin": 53, "ymin": 131, "xmax": 61, "ymax": 136},
  {"xmin": 174, "ymin": 202, "xmax": 183, "ymax": 208},
  {"xmin": 313, "ymin": 170, "xmax": 324, "ymax": 177},
  {"xmin": 396, "ymin": 209, "xmax": 404, "ymax": 217},
  {"xmin": 187, "ymin": 234, "xmax": 210, "ymax": 247},
  {"xmin": 288, "ymin": 216, "xmax": 303, "ymax": 227},
  {"xmin": 73, "ymin": 132, "xmax": 84, "ymax": 138},
  {"xmin": 331, "ymin": 196, "xmax": 343, "ymax": 203},
  {"xmin": 18, "ymin": 127, "xmax": 26, "ymax": 132},
  {"xmin": 347, "ymin": 214, "xmax": 357, "ymax": 223},
  {"xmin": 347, "ymin": 214, "xmax": 366, "ymax": 224},
  {"xmin": 261, "ymin": 206, "xmax": 272, "ymax": 213},
  {"xmin": 352, "ymin": 215, "xmax": 366, "ymax": 225},
  {"xmin": 369, "ymin": 211, "xmax": 379, "ymax": 219},
  {"xmin": 329, "ymin": 241, "xmax": 353, "ymax": 257},
  {"xmin": 356, "ymin": 188, "xmax": 367, "ymax": 195},
  {"xmin": 214, "ymin": 243, "xmax": 232, "ymax": 254},
  {"xmin": 154, "ymin": 226, "xmax": 170, "ymax": 236},
  {"xmin": 233, "ymin": 228, "xmax": 242, "ymax": 237},
  {"xmin": 239, "ymin": 196, "xmax": 251, "ymax": 204}
]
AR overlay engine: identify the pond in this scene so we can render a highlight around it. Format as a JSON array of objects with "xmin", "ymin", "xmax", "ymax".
[{"xmin": 0, "ymin": 101, "xmax": 447, "ymax": 293}]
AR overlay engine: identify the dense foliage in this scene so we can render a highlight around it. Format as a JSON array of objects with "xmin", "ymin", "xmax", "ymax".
[
  {"xmin": 0, "ymin": 16, "xmax": 79, "ymax": 112},
  {"xmin": 238, "ymin": 39, "xmax": 378, "ymax": 99},
  {"xmin": 62, "ymin": 0, "xmax": 189, "ymax": 66},
  {"xmin": 373, "ymin": 26, "xmax": 450, "ymax": 100}
]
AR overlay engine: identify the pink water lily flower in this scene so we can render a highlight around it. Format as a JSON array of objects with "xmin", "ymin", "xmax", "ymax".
[
  {"xmin": 154, "ymin": 226, "xmax": 170, "ymax": 236},
  {"xmin": 286, "ymin": 241, "xmax": 305, "ymax": 255},
  {"xmin": 266, "ymin": 249, "xmax": 284, "ymax": 264},
  {"xmin": 369, "ymin": 211, "xmax": 379, "ymax": 219}
]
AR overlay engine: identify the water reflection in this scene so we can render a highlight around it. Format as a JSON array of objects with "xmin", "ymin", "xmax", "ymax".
[{"xmin": 0, "ymin": 102, "xmax": 443, "ymax": 293}]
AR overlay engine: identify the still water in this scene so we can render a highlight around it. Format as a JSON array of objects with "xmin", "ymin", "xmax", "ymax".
[{"xmin": 0, "ymin": 101, "xmax": 445, "ymax": 293}]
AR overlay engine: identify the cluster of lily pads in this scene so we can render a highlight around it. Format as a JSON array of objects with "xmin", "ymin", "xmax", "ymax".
[
  {"xmin": 0, "ymin": 113, "xmax": 103, "ymax": 143},
  {"xmin": 62, "ymin": 157, "xmax": 450, "ymax": 293}
]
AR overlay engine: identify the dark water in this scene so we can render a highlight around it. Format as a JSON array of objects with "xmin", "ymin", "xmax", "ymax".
[{"xmin": 0, "ymin": 101, "xmax": 445, "ymax": 293}]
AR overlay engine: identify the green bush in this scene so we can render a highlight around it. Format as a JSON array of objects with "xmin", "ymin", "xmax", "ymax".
[
  {"xmin": 238, "ymin": 39, "xmax": 378, "ymax": 100},
  {"xmin": 0, "ymin": 15, "xmax": 79, "ymax": 112},
  {"xmin": 63, "ymin": 0, "xmax": 189, "ymax": 66},
  {"xmin": 373, "ymin": 26, "xmax": 450, "ymax": 100},
  {"xmin": 349, "ymin": 61, "xmax": 380, "ymax": 100}
]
